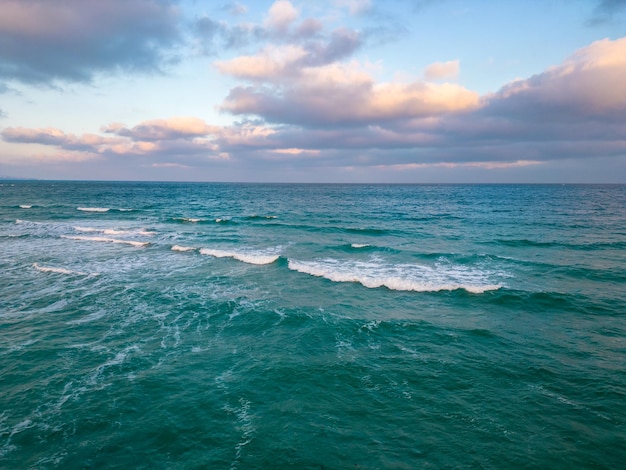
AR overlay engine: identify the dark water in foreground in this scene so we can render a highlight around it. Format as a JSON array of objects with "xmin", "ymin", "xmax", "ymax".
[{"xmin": 1, "ymin": 182, "xmax": 625, "ymax": 468}]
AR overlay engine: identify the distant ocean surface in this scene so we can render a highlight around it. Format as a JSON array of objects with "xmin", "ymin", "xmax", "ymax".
[{"xmin": 1, "ymin": 182, "xmax": 625, "ymax": 469}]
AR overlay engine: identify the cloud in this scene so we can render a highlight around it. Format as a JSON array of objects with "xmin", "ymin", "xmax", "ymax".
[
  {"xmin": 333, "ymin": 0, "xmax": 372, "ymax": 15},
  {"xmin": 214, "ymin": 25, "xmax": 363, "ymax": 79},
  {"xmin": 219, "ymin": 61, "xmax": 480, "ymax": 126},
  {"xmin": 195, "ymin": 0, "xmax": 359, "ymax": 56},
  {"xmin": 0, "ymin": 0, "xmax": 181, "ymax": 84},
  {"xmin": 588, "ymin": 0, "xmax": 626, "ymax": 25},
  {"xmin": 1, "ymin": 117, "xmax": 224, "ymax": 162},
  {"xmin": 2, "ymin": 127, "xmax": 121, "ymax": 152},
  {"xmin": 102, "ymin": 117, "xmax": 220, "ymax": 141},
  {"xmin": 223, "ymin": 2, "xmax": 248, "ymax": 16},
  {"xmin": 486, "ymin": 37, "xmax": 626, "ymax": 120},
  {"xmin": 424, "ymin": 60, "xmax": 460, "ymax": 81},
  {"xmin": 3, "ymin": 36, "xmax": 626, "ymax": 179},
  {"xmin": 211, "ymin": 35, "xmax": 626, "ymax": 172},
  {"xmin": 264, "ymin": 0, "xmax": 299, "ymax": 33}
]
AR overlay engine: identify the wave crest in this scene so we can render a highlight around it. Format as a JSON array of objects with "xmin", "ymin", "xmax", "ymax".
[
  {"xmin": 287, "ymin": 258, "xmax": 502, "ymax": 293},
  {"xmin": 77, "ymin": 207, "xmax": 110, "ymax": 212},
  {"xmin": 33, "ymin": 263, "xmax": 90, "ymax": 276},
  {"xmin": 61, "ymin": 235, "xmax": 149, "ymax": 247},
  {"xmin": 199, "ymin": 248, "xmax": 279, "ymax": 265}
]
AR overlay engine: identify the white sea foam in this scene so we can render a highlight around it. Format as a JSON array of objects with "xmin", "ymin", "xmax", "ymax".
[
  {"xmin": 61, "ymin": 235, "xmax": 149, "ymax": 247},
  {"xmin": 74, "ymin": 226, "xmax": 156, "ymax": 236},
  {"xmin": 118, "ymin": 208, "xmax": 134, "ymax": 212},
  {"xmin": 351, "ymin": 243, "xmax": 371, "ymax": 248},
  {"xmin": 172, "ymin": 245, "xmax": 195, "ymax": 252},
  {"xmin": 199, "ymin": 248, "xmax": 279, "ymax": 265},
  {"xmin": 77, "ymin": 207, "xmax": 110, "ymax": 212},
  {"xmin": 15, "ymin": 219, "xmax": 43, "ymax": 225},
  {"xmin": 33, "ymin": 263, "xmax": 88, "ymax": 276},
  {"xmin": 19, "ymin": 205, "xmax": 32, "ymax": 209},
  {"xmin": 287, "ymin": 258, "xmax": 502, "ymax": 293}
]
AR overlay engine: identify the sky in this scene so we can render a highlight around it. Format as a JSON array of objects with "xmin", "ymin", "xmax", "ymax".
[{"xmin": 1, "ymin": 0, "xmax": 625, "ymax": 183}]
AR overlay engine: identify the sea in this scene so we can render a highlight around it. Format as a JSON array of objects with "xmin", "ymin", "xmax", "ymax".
[{"xmin": 1, "ymin": 181, "xmax": 625, "ymax": 469}]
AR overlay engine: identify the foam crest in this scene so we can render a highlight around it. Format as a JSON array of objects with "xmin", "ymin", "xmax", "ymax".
[
  {"xmin": 199, "ymin": 248, "xmax": 279, "ymax": 265},
  {"xmin": 287, "ymin": 258, "xmax": 502, "ymax": 293},
  {"xmin": 174, "ymin": 217, "xmax": 203, "ymax": 223},
  {"xmin": 74, "ymin": 226, "xmax": 156, "ymax": 236},
  {"xmin": 19, "ymin": 205, "xmax": 32, "ymax": 209},
  {"xmin": 33, "ymin": 263, "xmax": 88, "ymax": 276},
  {"xmin": 351, "ymin": 243, "xmax": 371, "ymax": 248},
  {"xmin": 172, "ymin": 245, "xmax": 196, "ymax": 252},
  {"xmin": 77, "ymin": 207, "xmax": 110, "ymax": 212},
  {"xmin": 61, "ymin": 235, "xmax": 149, "ymax": 247},
  {"xmin": 15, "ymin": 219, "xmax": 43, "ymax": 225}
]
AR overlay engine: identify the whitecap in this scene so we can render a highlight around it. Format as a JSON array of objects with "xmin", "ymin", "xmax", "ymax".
[
  {"xmin": 15, "ymin": 219, "xmax": 43, "ymax": 225},
  {"xmin": 351, "ymin": 243, "xmax": 371, "ymax": 248},
  {"xmin": 77, "ymin": 207, "xmax": 110, "ymax": 212},
  {"xmin": 172, "ymin": 245, "xmax": 195, "ymax": 252},
  {"xmin": 33, "ymin": 263, "xmax": 88, "ymax": 276},
  {"xmin": 61, "ymin": 235, "xmax": 149, "ymax": 247},
  {"xmin": 199, "ymin": 248, "xmax": 279, "ymax": 265},
  {"xmin": 287, "ymin": 258, "xmax": 502, "ymax": 293},
  {"xmin": 19, "ymin": 205, "xmax": 32, "ymax": 209},
  {"xmin": 174, "ymin": 217, "xmax": 203, "ymax": 223},
  {"xmin": 73, "ymin": 226, "xmax": 155, "ymax": 236}
]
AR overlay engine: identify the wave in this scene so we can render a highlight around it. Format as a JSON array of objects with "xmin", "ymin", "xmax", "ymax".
[
  {"xmin": 287, "ymin": 258, "xmax": 502, "ymax": 293},
  {"xmin": 73, "ymin": 226, "xmax": 156, "ymax": 236},
  {"xmin": 215, "ymin": 218, "xmax": 236, "ymax": 224},
  {"xmin": 351, "ymin": 243, "xmax": 372, "ymax": 249},
  {"xmin": 77, "ymin": 207, "xmax": 110, "ymax": 212},
  {"xmin": 61, "ymin": 235, "xmax": 149, "ymax": 247},
  {"xmin": 172, "ymin": 245, "xmax": 196, "ymax": 252},
  {"xmin": 15, "ymin": 219, "xmax": 43, "ymax": 225},
  {"xmin": 173, "ymin": 217, "xmax": 204, "ymax": 223},
  {"xmin": 199, "ymin": 248, "xmax": 280, "ymax": 265},
  {"xmin": 33, "ymin": 263, "xmax": 90, "ymax": 276},
  {"xmin": 19, "ymin": 205, "xmax": 32, "ymax": 209}
]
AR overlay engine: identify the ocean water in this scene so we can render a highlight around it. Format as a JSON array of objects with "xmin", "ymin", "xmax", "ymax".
[{"xmin": 1, "ymin": 182, "xmax": 625, "ymax": 469}]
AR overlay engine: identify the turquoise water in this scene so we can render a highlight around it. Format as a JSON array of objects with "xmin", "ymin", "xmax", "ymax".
[{"xmin": 1, "ymin": 182, "xmax": 625, "ymax": 468}]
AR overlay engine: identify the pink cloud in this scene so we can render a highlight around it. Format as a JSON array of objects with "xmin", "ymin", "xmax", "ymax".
[
  {"xmin": 489, "ymin": 37, "xmax": 626, "ymax": 116},
  {"xmin": 102, "ymin": 117, "xmax": 219, "ymax": 141},
  {"xmin": 264, "ymin": 0, "xmax": 298, "ymax": 33},
  {"xmin": 424, "ymin": 60, "xmax": 460, "ymax": 81},
  {"xmin": 219, "ymin": 61, "xmax": 480, "ymax": 126}
]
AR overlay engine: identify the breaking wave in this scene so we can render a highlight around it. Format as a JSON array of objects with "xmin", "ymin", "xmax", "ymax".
[
  {"xmin": 73, "ymin": 226, "xmax": 156, "ymax": 236},
  {"xmin": 77, "ymin": 207, "xmax": 110, "ymax": 212},
  {"xmin": 61, "ymin": 235, "xmax": 150, "ymax": 247},
  {"xmin": 172, "ymin": 245, "xmax": 196, "ymax": 252},
  {"xmin": 287, "ymin": 258, "xmax": 502, "ymax": 293},
  {"xmin": 199, "ymin": 248, "xmax": 280, "ymax": 265},
  {"xmin": 33, "ymin": 263, "xmax": 90, "ymax": 276}
]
